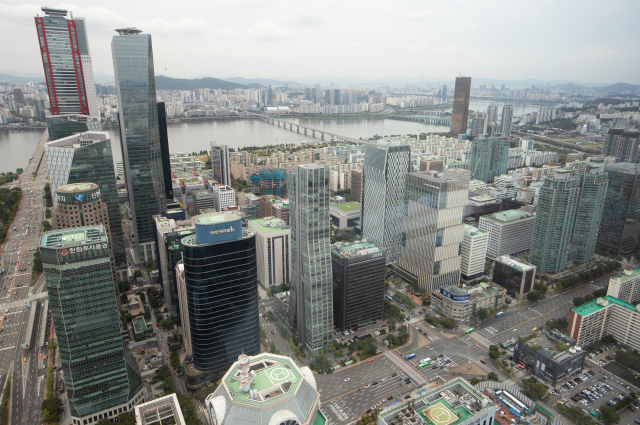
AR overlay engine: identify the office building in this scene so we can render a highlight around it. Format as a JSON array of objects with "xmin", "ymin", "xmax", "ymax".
[
  {"xmin": 487, "ymin": 103, "xmax": 498, "ymax": 126},
  {"xmin": 204, "ymin": 353, "xmax": 324, "ymax": 425},
  {"xmin": 329, "ymin": 201, "xmax": 361, "ymax": 229},
  {"xmin": 378, "ymin": 378, "xmax": 496, "ymax": 425},
  {"xmin": 419, "ymin": 159, "xmax": 445, "ymax": 173},
  {"xmin": 470, "ymin": 112, "xmax": 488, "ymax": 137},
  {"xmin": 332, "ymin": 241, "xmax": 386, "ymax": 332},
  {"xmin": 513, "ymin": 332, "xmax": 586, "ymax": 387},
  {"xmin": 450, "ymin": 76, "xmax": 472, "ymax": 137},
  {"xmin": 597, "ymin": 163, "xmax": 640, "ymax": 255},
  {"xmin": 40, "ymin": 227, "xmax": 144, "ymax": 424},
  {"xmin": 568, "ymin": 296, "xmax": 640, "ymax": 352},
  {"xmin": 112, "ymin": 28, "xmax": 167, "ymax": 262},
  {"xmin": 570, "ymin": 166, "xmax": 608, "ymax": 263},
  {"xmin": 460, "ymin": 225, "xmax": 488, "ymax": 281},
  {"xmin": 361, "ymin": 140, "xmax": 411, "ymax": 263},
  {"xmin": 479, "ymin": 210, "xmax": 536, "ymax": 258},
  {"xmin": 134, "ymin": 393, "xmax": 185, "ymax": 425},
  {"xmin": 430, "ymin": 282, "xmax": 506, "ymax": 323},
  {"xmin": 212, "ymin": 184, "xmax": 236, "ymax": 211},
  {"xmin": 44, "ymin": 131, "xmax": 126, "ymax": 280},
  {"xmin": 607, "ymin": 269, "xmax": 640, "ymax": 305},
  {"xmin": 249, "ymin": 168, "xmax": 287, "ymax": 198},
  {"xmin": 176, "ymin": 211, "xmax": 259, "ymax": 387},
  {"xmin": 500, "ymin": 104, "xmax": 514, "ymax": 138},
  {"xmin": 46, "ymin": 114, "xmax": 101, "ymax": 141},
  {"xmin": 350, "ymin": 168, "xmax": 363, "ymax": 202},
  {"xmin": 529, "ymin": 170, "xmax": 580, "ymax": 275},
  {"xmin": 247, "ymin": 217, "xmax": 291, "ymax": 289},
  {"xmin": 399, "ymin": 171, "xmax": 468, "ymax": 293},
  {"xmin": 492, "ymin": 255, "xmax": 536, "ymax": 300},
  {"xmin": 35, "ymin": 7, "xmax": 99, "ymax": 117},
  {"xmin": 288, "ymin": 164, "xmax": 333, "ymax": 352},
  {"xmin": 469, "ymin": 137, "xmax": 510, "ymax": 183},
  {"xmin": 157, "ymin": 102, "xmax": 173, "ymax": 199},
  {"xmin": 602, "ymin": 129, "xmax": 640, "ymax": 163},
  {"xmin": 193, "ymin": 190, "xmax": 214, "ymax": 214},
  {"xmin": 211, "ymin": 143, "xmax": 231, "ymax": 186}
]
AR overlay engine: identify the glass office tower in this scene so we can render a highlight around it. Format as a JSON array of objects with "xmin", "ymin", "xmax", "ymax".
[
  {"xmin": 211, "ymin": 142, "xmax": 231, "ymax": 186},
  {"xmin": 469, "ymin": 137, "xmax": 510, "ymax": 183},
  {"xmin": 597, "ymin": 163, "xmax": 640, "ymax": 255},
  {"xmin": 46, "ymin": 114, "xmax": 101, "ymax": 141},
  {"xmin": 112, "ymin": 28, "xmax": 167, "ymax": 262},
  {"xmin": 41, "ymin": 227, "xmax": 143, "ymax": 423},
  {"xmin": 44, "ymin": 131, "xmax": 127, "ymax": 278},
  {"xmin": 288, "ymin": 164, "xmax": 333, "ymax": 352},
  {"xmin": 178, "ymin": 212, "xmax": 259, "ymax": 376},
  {"xmin": 570, "ymin": 165, "xmax": 608, "ymax": 263}
]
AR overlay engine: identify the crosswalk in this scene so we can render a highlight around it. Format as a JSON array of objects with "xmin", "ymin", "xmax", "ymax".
[{"xmin": 195, "ymin": 399, "xmax": 205, "ymax": 413}]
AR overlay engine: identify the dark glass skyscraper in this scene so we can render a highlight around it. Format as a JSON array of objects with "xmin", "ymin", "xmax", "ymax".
[
  {"xmin": 450, "ymin": 76, "xmax": 471, "ymax": 137},
  {"xmin": 44, "ymin": 131, "xmax": 127, "ymax": 279},
  {"xmin": 40, "ymin": 227, "xmax": 143, "ymax": 423},
  {"xmin": 46, "ymin": 114, "xmax": 101, "ymax": 141},
  {"xmin": 210, "ymin": 142, "xmax": 231, "ymax": 186},
  {"xmin": 177, "ymin": 212, "xmax": 259, "ymax": 379},
  {"xmin": 157, "ymin": 102, "xmax": 173, "ymax": 200},
  {"xmin": 112, "ymin": 28, "xmax": 167, "ymax": 262},
  {"xmin": 469, "ymin": 137, "xmax": 510, "ymax": 183},
  {"xmin": 597, "ymin": 163, "xmax": 640, "ymax": 255}
]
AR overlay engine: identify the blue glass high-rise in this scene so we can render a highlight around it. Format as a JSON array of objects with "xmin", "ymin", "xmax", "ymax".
[{"xmin": 112, "ymin": 28, "xmax": 166, "ymax": 262}]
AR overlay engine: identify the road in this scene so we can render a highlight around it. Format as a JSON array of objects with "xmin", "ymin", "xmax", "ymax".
[{"xmin": 0, "ymin": 129, "xmax": 50, "ymax": 425}]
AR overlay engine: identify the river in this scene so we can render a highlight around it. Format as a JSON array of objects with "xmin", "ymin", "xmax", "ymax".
[{"xmin": 0, "ymin": 102, "xmax": 546, "ymax": 171}]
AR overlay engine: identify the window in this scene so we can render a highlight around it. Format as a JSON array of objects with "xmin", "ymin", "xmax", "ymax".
[
  {"xmin": 435, "ymin": 229, "xmax": 444, "ymax": 247},
  {"xmin": 433, "ymin": 261, "xmax": 441, "ymax": 275}
]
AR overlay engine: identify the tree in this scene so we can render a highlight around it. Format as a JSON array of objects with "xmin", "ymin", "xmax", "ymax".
[
  {"xmin": 584, "ymin": 294, "xmax": 594, "ymax": 302},
  {"xmin": 487, "ymin": 372, "xmax": 499, "ymax": 381},
  {"xmin": 44, "ymin": 208, "xmax": 52, "ymax": 219},
  {"xmin": 440, "ymin": 318, "xmax": 456, "ymax": 329},
  {"xmin": 134, "ymin": 270, "xmax": 143, "ymax": 278},
  {"xmin": 160, "ymin": 317, "xmax": 174, "ymax": 330},
  {"xmin": 266, "ymin": 288, "xmax": 272, "ymax": 297},
  {"xmin": 41, "ymin": 220, "xmax": 51, "ymax": 232},
  {"xmin": 573, "ymin": 296, "xmax": 586, "ymax": 307},
  {"xmin": 119, "ymin": 281, "xmax": 131, "ymax": 293},
  {"xmin": 534, "ymin": 282, "xmax": 547, "ymax": 295},
  {"xmin": 527, "ymin": 291, "xmax": 541, "ymax": 302},
  {"xmin": 599, "ymin": 405, "xmax": 620, "ymax": 425},
  {"xmin": 477, "ymin": 308, "xmax": 488, "ymax": 321},
  {"xmin": 521, "ymin": 377, "xmax": 548, "ymax": 400}
]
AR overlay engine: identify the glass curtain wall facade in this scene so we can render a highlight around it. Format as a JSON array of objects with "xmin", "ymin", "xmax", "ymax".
[
  {"xmin": 180, "ymin": 230, "xmax": 259, "ymax": 373},
  {"xmin": 399, "ymin": 172, "xmax": 469, "ymax": 293},
  {"xmin": 157, "ymin": 102, "xmax": 174, "ymax": 199},
  {"xmin": 450, "ymin": 76, "xmax": 471, "ymax": 137},
  {"xmin": 469, "ymin": 137, "xmax": 510, "ymax": 183},
  {"xmin": 288, "ymin": 164, "xmax": 333, "ymax": 351},
  {"xmin": 500, "ymin": 104, "xmax": 514, "ymax": 138},
  {"xmin": 361, "ymin": 141, "xmax": 411, "ymax": 263},
  {"xmin": 570, "ymin": 166, "xmax": 608, "ymax": 263},
  {"xmin": 40, "ymin": 227, "xmax": 142, "ymax": 421},
  {"xmin": 46, "ymin": 114, "xmax": 101, "ymax": 141},
  {"xmin": 112, "ymin": 29, "xmax": 167, "ymax": 259},
  {"xmin": 597, "ymin": 163, "xmax": 640, "ymax": 254},
  {"xmin": 211, "ymin": 143, "xmax": 231, "ymax": 186},
  {"xmin": 45, "ymin": 131, "xmax": 126, "ymax": 272},
  {"xmin": 530, "ymin": 170, "xmax": 580, "ymax": 274}
]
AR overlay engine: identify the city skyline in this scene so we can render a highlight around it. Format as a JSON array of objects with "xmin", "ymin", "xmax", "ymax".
[{"xmin": 1, "ymin": 1, "xmax": 639, "ymax": 84}]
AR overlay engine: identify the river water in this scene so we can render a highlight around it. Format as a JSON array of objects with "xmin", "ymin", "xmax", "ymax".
[{"xmin": 0, "ymin": 100, "xmax": 545, "ymax": 172}]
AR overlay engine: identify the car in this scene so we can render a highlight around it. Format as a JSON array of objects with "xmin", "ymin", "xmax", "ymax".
[
  {"xmin": 44, "ymin": 354, "xmax": 47, "ymax": 359},
  {"xmin": 368, "ymin": 358, "xmax": 374, "ymax": 362},
  {"xmin": 480, "ymin": 360, "xmax": 486, "ymax": 364},
  {"xmin": 39, "ymin": 352, "xmax": 42, "ymax": 357},
  {"xmin": 392, "ymin": 373, "xmax": 397, "ymax": 377},
  {"xmin": 405, "ymin": 394, "xmax": 411, "ymax": 399},
  {"xmin": 41, "ymin": 375, "xmax": 45, "ymax": 380},
  {"xmin": 344, "ymin": 378, "xmax": 350, "ymax": 382},
  {"xmin": 373, "ymin": 381, "xmax": 379, "ymax": 385},
  {"xmin": 23, "ymin": 357, "xmax": 26, "ymax": 362},
  {"xmin": 365, "ymin": 385, "xmax": 370, "ymax": 389}
]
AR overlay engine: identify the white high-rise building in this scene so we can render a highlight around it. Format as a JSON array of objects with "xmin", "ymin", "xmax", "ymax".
[
  {"xmin": 362, "ymin": 140, "xmax": 411, "ymax": 263},
  {"xmin": 248, "ymin": 217, "xmax": 291, "ymax": 289},
  {"xmin": 212, "ymin": 185, "xmax": 236, "ymax": 211},
  {"xmin": 460, "ymin": 224, "xmax": 488, "ymax": 281}
]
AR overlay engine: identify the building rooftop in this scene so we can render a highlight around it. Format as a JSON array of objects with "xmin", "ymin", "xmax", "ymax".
[
  {"xmin": 495, "ymin": 255, "xmax": 534, "ymax": 271},
  {"xmin": 469, "ymin": 194, "xmax": 496, "ymax": 203},
  {"xmin": 464, "ymin": 224, "xmax": 486, "ymax": 235},
  {"xmin": 332, "ymin": 241, "xmax": 381, "ymax": 257},
  {"xmin": 135, "ymin": 393, "xmax": 186, "ymax": 425},
  {"xmin": 483, "ymin": 209, "xmax": 533, "ymax": 224},
  {"xmin": 56, "ymin": 182, "xmax": 95, "ymax": 192},
  {"xmin": 194, "ymin": 212, "xmax": 242, "ymax": 226},
  {"xmin": 132, "ymin": 316, "xmax": 147, "ymax": 333},
  {"xmin": 332, "ymin": 202, "xmax": 361, "ymax": 212},
  {"xmin": 619, "ymin": 268, "xmax": 640, "ymax": 282},
  {"xmin": 41, "ymin": 226, "xmax": 107, "ymax": 248},
  {"xmin": 249, "ymin": 217, "xmax": 289, "ymax": 233},
  {"xmin": 573, "ymin": 295, "xmax": 640, "ymax": 317}
]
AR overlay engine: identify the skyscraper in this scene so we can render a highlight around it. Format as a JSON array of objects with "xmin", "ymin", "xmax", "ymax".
[
  {"xmin": 500, "ymin": 104, "xmax": 514, "ymax": 138},
  {"xmin": 211, "ymin": 142, "xmax": 231, "ymax": 186},
  {"xmin": 530, "ymin": 170, "xmax": 580, "ymax": 274},
  {"xmin": 399, "ymin": 171, "xmax": 469, "ymax": 293},
  {"xmin": 487, "ymin": 103, "xmax": 498, "ymax": 126},
  {"xmin": 470, "ymin": 112, "xmax": 488, "ymax": 137},
  {"xmin": 597, "ymin": 163, "xmax": 640, "ymax": 255},
  {"xmin": 158, "ymin": 102, "xmax": 174, "ymax": 200},
  {"xmin": 176, "ymin": 211, "xmax": 259, "ymax": 385},
  {"xmin": 41, "ymin": 226, "xmax": 144, "ymax": 422},
  {"xmin": 288, "ymin": 164, "xmax": 333, "ymax": 352},
  {"xmin": 450, "ymin": 76, "xmax": 472, "ymax": 137},
  {"xmin": 45, "ymin": 114, "xmax": 101, "ymax": 141},
  {"xmin": 112, "ymin": 28, "xmax": 167, "ymax": 262},
  {"xmin": 602, "ymin": 129, "xmax": 640, "ymax": 163},
  {"xmin": 570, "ymin": 165, "xmax": 608, "ymax": 263},
  {"xmin": 361, "ymin": 140, "xmax": 411, "ymax": 263},
  {"xmin": 35, "ymin": 7, "xmax": 99, "ymax": 117},
  {"xmin": 44, "ymin": 131, "xmax": 126, "ymax": 280},
  {"xmin": 469, "ymin": 137, "xmax": 510, "ymax": 183}
]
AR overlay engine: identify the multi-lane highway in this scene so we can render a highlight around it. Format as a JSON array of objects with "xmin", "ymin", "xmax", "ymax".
[{"xmin": 0, "ymin": 129, "xmax": 50, "ymax": 425}]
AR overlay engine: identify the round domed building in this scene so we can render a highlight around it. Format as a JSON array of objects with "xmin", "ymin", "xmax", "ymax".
[{"xmin": 205, "ymin": 353, "xmax": 326, "ymax": 425}]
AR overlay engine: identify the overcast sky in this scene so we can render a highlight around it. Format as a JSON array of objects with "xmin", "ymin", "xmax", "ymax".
[{"xmin": 2, "ymin": 0, "xmax": 639, "ymax": 84}]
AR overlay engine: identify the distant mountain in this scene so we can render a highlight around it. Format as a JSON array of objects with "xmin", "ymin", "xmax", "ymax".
[
  {"xmin": 0, "ymin": 72, "xmax": 45, "ymax": 83},
  {"xmin": 155, "ymin": 76, "xmax": 262, "ymax": 91},
  {"xmin": 550, "ymin": 82, "xmax": 639, "ymax": 93},
  {"xmin": 225, "ymin": 77, "xmax": 289, "ymax": 87}
]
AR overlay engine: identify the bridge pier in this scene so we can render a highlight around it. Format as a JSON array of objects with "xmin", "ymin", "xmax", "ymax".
[
  {"xmin": 304, "ymin": 128, "xmax": 307, "ymax": 135},
  {"xmin": 312, "ymin": 130, "xmax": 315, "ymax": 138},
  {"xmin": 296, "ymin": 125, "xmax": 300, "ymax": 133},
  {"xmin": 277, "ymin": 121, "xmax": 281, "ymax": 127},
  {"xmin": 321, "ymin": 132, "xmax": 325, "ymax": 141}
]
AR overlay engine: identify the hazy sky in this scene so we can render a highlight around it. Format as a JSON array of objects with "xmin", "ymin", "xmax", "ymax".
[{"xmin": 2, "ymin": 0, "xmax": 639, "ymax": 84}]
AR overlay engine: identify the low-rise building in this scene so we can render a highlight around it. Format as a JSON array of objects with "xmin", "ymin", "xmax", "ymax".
[
  {"xmin": 377, "ymin": 378, "xmax": 496, "ymax": 425},
  {"xmin": 460, "ymin": 225, "xmax": 488, "ymax": 281},
  {"xmin": 192, "ymin": 190, "xmax": 214, "ymax": 214},
  {"xmin": 135, "ymin": 393, "xmax": 185, "ymax": 425},
  {"xmin": 492, "ymin": 255, "xmax": 536, "ymax": 300},
  {"xmin": 479, "ymin": 210, "xmax": 536, "ymax": 258},
  {"xmin": 329, "ymin": 201, "xmax": 361, "ymax": 229},
  {"xmin": 132, "ymin": 316, "xmax": 152, "ymax": 342},
  {"xmin": 204, "ymin": 353, "xmax": 325, "ymax": 425},
  {"xmin": 430, "ymin": 282, "xmax": 506, "ymax": 323},
  {"xmin": 568, "ymin": 296, "xmax": 640, "ymax": 352},
  {"xmin": 247, "ymin": 217, "xmax": 291, "ymax": 289}
]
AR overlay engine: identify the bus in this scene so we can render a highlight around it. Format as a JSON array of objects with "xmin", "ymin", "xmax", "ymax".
[
  {"xmin": 465, "ymin": 328, "xmax": 474, "ymax": 335},
  {"xmin": 532, "ymin": 327, "xmax": 538, "ymax": 332},
  {"xmin": 417, "ymin": 361, "xmax": 430, "ymax": 369},
  {"xmin": 385, "ymin": 295, "xmax": 393, "ymax": 301},
  {"xmin": 495, "ymin": 312, "xmax": 504, "ymax": 318},
  {"xmin": 405, "ymin": 353, "xmax": 416, "ymax": 360}
]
